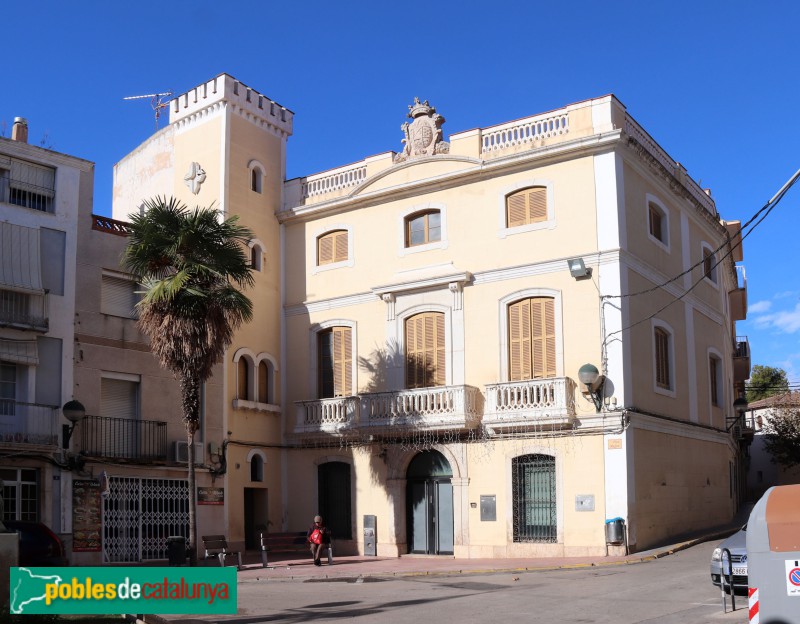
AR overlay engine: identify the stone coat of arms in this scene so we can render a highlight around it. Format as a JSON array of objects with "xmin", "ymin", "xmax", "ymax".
[{"xmin": 394, "ymin": 97, "xmax": 450, "ymax": 163}]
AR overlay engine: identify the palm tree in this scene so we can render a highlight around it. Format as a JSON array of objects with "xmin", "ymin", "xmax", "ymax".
[{"xmin": 123, "ymin": 196, "xmax": 254, "ymax": 564}]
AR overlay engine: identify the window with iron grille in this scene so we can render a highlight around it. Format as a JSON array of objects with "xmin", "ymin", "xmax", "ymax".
[
  {"xmin": 512, "ymin": 454, "xmax": 556, "ymax": 543},
  {"xmin": 0, "ymin": 157, "xmax": 55, "ymax": 213}
]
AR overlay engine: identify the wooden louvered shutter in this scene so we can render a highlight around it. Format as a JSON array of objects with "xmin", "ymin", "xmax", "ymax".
[
  {"xmin": 238, "ymin": 358, "xmax": 249, "ymax": 399},
  {"xmin": 506, "ymin": 187, "xmax": 548, "ymax": 227},
  {"xmin": 655, "ymin": 328, "xmax": 670, "ymax": 388},
  {"xmin": 334, "ymin": 231, "xmax": 348, "ymax": 262},
  {"xmin": 509, "ymin": 300, "xmax": 532, "ymax": 381},
  {"xmin": 332, "ymin": 327, "xmax": 352, "ymax": 396},
  {"xmin": 318, "ymin": 233, "xmax": 334, "ymax": 265},
  {"xmin": 529, "ymin": 187, "xmax": 547, "ymax": 222},
  {"xmin": 405, "ymin": 313, "xmax": 445, "ymax": 388}
]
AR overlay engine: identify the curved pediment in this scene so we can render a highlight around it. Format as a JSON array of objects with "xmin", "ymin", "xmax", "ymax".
[{"xmin": 350, "ymin": 155, "xmax": 482, "ymax": 197}]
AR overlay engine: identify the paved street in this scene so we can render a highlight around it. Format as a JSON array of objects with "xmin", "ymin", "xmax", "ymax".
[{"xmin": 158, "ymin": 541, "xmax": 749, "ymax": 624}]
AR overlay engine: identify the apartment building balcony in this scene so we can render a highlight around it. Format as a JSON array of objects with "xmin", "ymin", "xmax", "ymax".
[
  {"xmin": 483, "ymin": 377, "xmax": 577, "ymax": 430},
  {"xmin": 294, "ymin": 396, "xmax": 359, "ymax": 436},
  {"xmin": 359, "ymin": 385, "xmax": 482, "ymax": 433},
  {"xmin": 729, "ymin": 265, "xmax": 748, "ymax": 321},
  {"xmin": 733, "ymin": 336, "xmax": 751, "ymax": 383},
  {"xmin": 0, "ymin": 289, "xmax": 48, "ymax": 332},
  {"xmin": 78, "ymin": 415, "xmax": 168, "ymax": 462},
  {"xmin": 0, "ymin": 400, "xmax": 58, "ymax": 446}
]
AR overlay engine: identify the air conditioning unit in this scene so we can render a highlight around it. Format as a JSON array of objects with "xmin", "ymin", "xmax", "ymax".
[{"xmin": 174, "ymin": 441, "xmax": 204, "ymax": 464}]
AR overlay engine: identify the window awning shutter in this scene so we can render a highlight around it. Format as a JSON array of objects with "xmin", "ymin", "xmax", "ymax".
[
  {"xmin": 0, "ymin": 339, "xmax": 38, "ymax": 365},
  {"xmin": 101, "ymin": 276, "xmax": 138, "ymax": 318},
  {"xmin": 100, "ymin": 377, "xmax": 138, "ymax": 420},
  {"xmin": 0, "ymin": 222, "xmax": 44, "ymax": 292}
]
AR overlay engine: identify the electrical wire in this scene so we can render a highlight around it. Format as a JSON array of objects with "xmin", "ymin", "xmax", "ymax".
[{"xmin": 603, "ymin": 167, "xmax": 800, "ymax": 343}]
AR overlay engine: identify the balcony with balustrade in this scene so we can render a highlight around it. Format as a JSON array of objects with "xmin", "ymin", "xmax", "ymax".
[
  {"xmin": 359, "ymin": 385, "xmax": 482, "ymax": 433},
  {"xmin": 483, "ymin": 377, "xmax": 577, "ymax": 431},
  {"xmin": 0, "ymin": 400, "xmax": 58, "ymax": 447},
  {"xmin": 294, "ymin": 396, "xmax": 360, "ymax": 436},
  {"xmin": 78, "ymin": 415, "xmax": 168, "ymax": 462},
  {"xmin": 0, "ymin": 288, "xmax": 48, "ymax": 332},
  {"xmin": 733, "ymin": 336, "xmax": 751, "ymax": 383}
]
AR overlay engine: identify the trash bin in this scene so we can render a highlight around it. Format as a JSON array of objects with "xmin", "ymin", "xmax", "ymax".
[
  {"xmin": 605, "ymin": 517, "xmax": 625, "ymax": 545},
  {"xmin": 746, "ymin": 485, "xmax": 800, "ymax": 622},
  {"xmin": 166, "ymin": 535, "xmax": 187, "ymax": 566}
]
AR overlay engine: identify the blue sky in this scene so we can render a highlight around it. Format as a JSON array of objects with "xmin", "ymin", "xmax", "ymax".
[{"xmin": 4, "ymin": 1, "xmax": 800, "ymax": 384}]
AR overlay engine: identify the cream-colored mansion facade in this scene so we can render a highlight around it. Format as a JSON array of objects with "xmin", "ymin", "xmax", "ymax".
[{"xmin": 102, "ymin": 74, "xmax": 749, "ymax": 559}]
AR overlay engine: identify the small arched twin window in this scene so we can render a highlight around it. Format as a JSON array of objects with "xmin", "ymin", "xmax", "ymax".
[
  {"xmin": 236, "ymin": 354, "xmax": 276, "ymax": 405},
  {"xmin": 250, "ymin": 242, "xmax": 264, "ymax": 271}
]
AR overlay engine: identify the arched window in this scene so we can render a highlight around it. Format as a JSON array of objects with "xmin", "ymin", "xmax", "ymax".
[
  {"xmin": 238, "ymin": 358, "xmax": 250, "ymax": 400},
  {"xmin": 405, "ymin": 210, "xmax": 441, "ymax": 247},
  {"xmin": 251, "ymin": 244, "xmax": 263, "ymax": 271},
  {"xmin": 508, "ymin": 297, "xmax": 556, "ymax": 380},
  {"xmin": 317, "ymin": 230, "xmax": 348, "ymax": 266},
  {"xmin": 405, "ymin": 312, "xmax": 445, "ymax": 388},
  {"xmin": 512, "ymin": 454, "xmax": 556, "ymax": 543},
  {"xmin": 249, "ymin": 164, "xmax": 264, "ymax": 193},
  {"xmin": 258, "ymin": 360, "xmax": 270, "ymax": 404},
  {"xmin": 506, "ymin": 187, "xmax": 547, "ymax": 228},
  {"xmin": 250, "ymin": 454, "xmax": 264, "ymax": 482}
]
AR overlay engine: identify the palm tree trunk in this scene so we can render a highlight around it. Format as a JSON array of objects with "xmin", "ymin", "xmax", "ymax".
[{"xmin": 181, "ymin": 372, "xmax": 201, "ymax": 566}]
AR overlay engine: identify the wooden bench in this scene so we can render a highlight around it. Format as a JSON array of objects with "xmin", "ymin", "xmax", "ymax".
[
  {"xmin": 202, "ymin": 535, "xmax": 242, "ymax": 569},
  {"xmin": 260, "ymin": 531, "xmax": 333, "ymax": 567}
]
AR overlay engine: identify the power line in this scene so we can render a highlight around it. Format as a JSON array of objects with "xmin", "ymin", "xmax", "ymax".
[{"xmin": 603, "ymin": 167, "xmax": 800, "ymax": 343}]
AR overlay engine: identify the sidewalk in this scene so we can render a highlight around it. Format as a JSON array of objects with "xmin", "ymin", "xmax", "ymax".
[{"xmin": 227, "ymin": 505, "xmax": 751, "ymax": 583}]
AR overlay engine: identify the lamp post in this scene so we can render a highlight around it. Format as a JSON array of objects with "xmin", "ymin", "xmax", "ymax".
[
  {"xmin": 62, "ymin": 400, "xmax": 85, "ymax": 450},
  {"xmin": 578, "ymin": 363, "xmax": 605, "ymax": 412}
]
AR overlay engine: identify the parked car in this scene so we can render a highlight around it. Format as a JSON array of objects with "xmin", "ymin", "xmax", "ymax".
[
  {"xmin": 710, "ymin": 524, "xmax": 747, "ymax": 591},
  {"xmin": 3, "ymin": 520, "xmax": 68, "ymax": 566}
]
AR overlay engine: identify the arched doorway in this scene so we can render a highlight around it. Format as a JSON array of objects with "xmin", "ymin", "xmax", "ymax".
[{"xmin": 406, "ymin": 450, "xmax": 453, "ymax": 554}]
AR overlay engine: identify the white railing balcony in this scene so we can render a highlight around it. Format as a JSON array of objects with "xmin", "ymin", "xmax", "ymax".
[
  {"xmin": 359, "ymin": 385, "xmax": 482, "ymax": 432},
  {"xmin": 480, "ymin": 111, "xmax": 569, "ymax": 154},
  {"xmin": 0, "ymin": 400, "xmax": 58, "ymax": 446},
  {"xmin": 294, "ymin": 396, "xmax": 359, "ymax": 435},
  {"xmin": 300, "ymin": 163, "xmax": 368, "ymax": 199},
  {"xmin": 484, "ymin": 377, "xmax": 576, "ymax": 429}
]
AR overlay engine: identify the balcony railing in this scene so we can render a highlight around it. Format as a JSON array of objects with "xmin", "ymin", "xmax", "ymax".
[
  {"xmin": 91, "ymin": 214, "xmax": 132, "ymax": 236},
  {"xmin": 0, "ymin": 177, "xmax": 55, "ymax": 213},
  {"xmin": 733, "ymin": 336, "xmax": 751, "ymax": 383},
  {"xmin": 0, "ymin": 400, "xmax": 58, "ymax": 446},
  {"xmin": 294, "ymin": 396, "xmax": 359, "ymax": 434},
  {"xmin": 79, "ymin": 415, "xmax": 168, "ymax": 461},
  {"xmin": 0, "ymin": 289, "xmax": 48, "ymax": 331},
  {"xmin": 484, "ymin": 377, "xmax": 576, "ymax": 429},
  {"xmin": 359, "ymin": 385, "xmax": 482, "ymax": 432}
]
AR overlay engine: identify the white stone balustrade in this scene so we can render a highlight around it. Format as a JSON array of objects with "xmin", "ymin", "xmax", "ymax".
[
  {"xmin": 301, "ymin": 163, "xmax": 368, "ymax": 199},
  {"xmin": 359, "ymin": 385, "xmax": 481, "ymax": 431},
  {"xmin": 480, "ymin": 112, "xmax": 569, "ymax": 154},
  {"xmin": 294, "ymin": 396, "xmax": 358, "ymax": 434},
  {"xmin": 484, "ymin": 377, "xmax": 576, "ymax": 429}
]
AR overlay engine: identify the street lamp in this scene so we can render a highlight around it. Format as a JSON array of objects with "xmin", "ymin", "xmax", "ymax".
[
  {"xmin": 62, "ymin": 400, "xmax": 85, "ymax": 450},
  {"xmin": 578, "ymin": 363, "xmax": 605, "ymax": 412}
]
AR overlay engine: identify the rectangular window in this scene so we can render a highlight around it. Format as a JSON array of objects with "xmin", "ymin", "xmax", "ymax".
[
  {"xmin": 709, "ymin": 356, "xmax": 719, "ymax": 407},
  {"xmin": 0, "ymin": 361, "xmax": 16, "ymax": 416},
  {"xmin": 649, "ymin": 203, "xmax": 663, "ymax": 242},
  {"xmin": 703, "ymin": 248, "xmax": 717, "ymax": 282},
  {"xmin": 512, "ymin": 454, "xmax": 556, "ymax": 543},
  {"xmin": 318, "ymin": 327, "xmax": 352, "ymax": 398},
  {"xmin": 0, "ymin": 467, "xmax": 39, "ymax": 521},
  {"xmin": 509, "ymin": 298, "xmax": 556, "ymax": 381},
  {"xmin": 405, "ymin": 313, "xmax": 445, "ymax": 388},
  {"xmin": 654, "ymin": 328, "xmax": 671, "ymax": 389},
  {"xmin": 101, "ymin": 275, "xmax": 140, "ymax": 318},
  {"xmin": 1, "ymin": 157, "xmax": 55, "ymax": 213},
  {"xmin": 101, "ymin": 377, "xmax": 139, "ymax": 420}
]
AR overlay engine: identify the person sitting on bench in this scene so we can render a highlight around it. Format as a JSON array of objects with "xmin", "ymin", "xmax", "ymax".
[{"xmin": 307, "ymin": 515, "xmax": 332, "ymax": 566}]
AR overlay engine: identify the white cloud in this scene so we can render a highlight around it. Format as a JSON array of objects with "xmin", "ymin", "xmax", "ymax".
[
  {"xmin": 748, "ymin": 300, "xmax": 772, "ymax": 314},
  {"xmin": 754, "ymin": 302, "xmax": 800, "ymax": 334}
]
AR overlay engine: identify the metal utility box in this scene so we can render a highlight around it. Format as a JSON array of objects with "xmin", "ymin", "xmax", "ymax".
[
  {"xmin": 480, "ymin": 495, "xmax": 496, "ymax": 521},
  {"xmin": 747, "ymin": 484, "xmax": 800, "ymax": 622},
  {"xmin": 363, "ymin": 514, "xmax": 377, "ymax": 556}
]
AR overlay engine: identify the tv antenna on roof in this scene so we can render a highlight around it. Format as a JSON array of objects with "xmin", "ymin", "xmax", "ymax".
[{"xmin": 123, "ymin": 91, "xmax": 173, "ymax": 130}]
